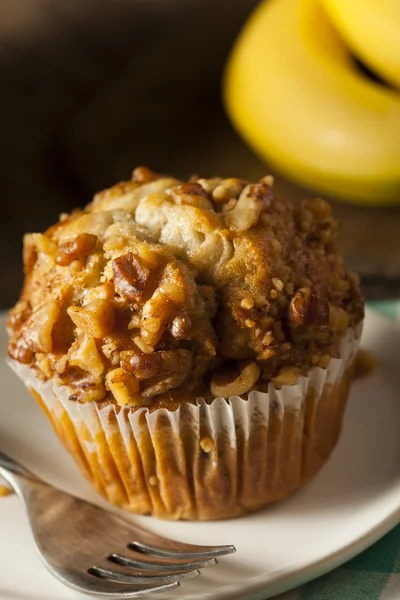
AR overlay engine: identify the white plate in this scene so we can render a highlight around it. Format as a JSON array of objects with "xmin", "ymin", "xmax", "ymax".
[{"xmin": 1, "ymin": 307, "xmax": 400, "ymax": 600}]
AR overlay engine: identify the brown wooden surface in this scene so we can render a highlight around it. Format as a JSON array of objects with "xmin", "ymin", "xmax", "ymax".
[{"xmin": 1, "ymin": 0, "xmax": 399, "ymax": 309}]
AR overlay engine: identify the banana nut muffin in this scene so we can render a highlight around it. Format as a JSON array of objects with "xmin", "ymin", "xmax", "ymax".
[
  {"xmin": 8, "ymin": 167, "xmax": 363, "ymax": 405},
  {"xmin": 7, "ymin": 167, "xmax": 364, "ymax": 519}
]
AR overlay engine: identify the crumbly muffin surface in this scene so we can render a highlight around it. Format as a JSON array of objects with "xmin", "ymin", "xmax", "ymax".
[{"xmin": 8, "ymin": 167, "xmax": 364, "ymax": 407}]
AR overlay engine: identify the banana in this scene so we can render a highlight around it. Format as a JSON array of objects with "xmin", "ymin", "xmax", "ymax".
[
  {"xmin": 321, "ymin": 0, "xmax": 400, "ymax": 89},
  {"xmin": 224, "ymin": 0, "xmax": 400, "ymax": 204}
]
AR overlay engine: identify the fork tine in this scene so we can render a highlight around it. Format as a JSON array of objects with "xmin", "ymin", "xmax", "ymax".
[
  {"xmin": 109, "ymin": 552, "xmax": 217, "ymax": 571},
  {"xmin": 121, "ymin": 518, "xmax": 236, "ymax": 558},
  {"xmin": 69, "ymin": 570, "xmax": 180, "ymax": 598},
  {"xmin": 89, "ymin": 565, "xmax": 200, "ymax": 585},
  {"xmin": 121, "ymin": 521, "xmax": 236, "ymax": 560},
  {"xmin": 128, "ymin": 540, "xmax": 236, "ymax": 560}
]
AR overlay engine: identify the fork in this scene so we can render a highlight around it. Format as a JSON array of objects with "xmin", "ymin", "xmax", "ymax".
[{"xmin": 0, "ymin": 451, "xmax": 235, "ymax": 598}]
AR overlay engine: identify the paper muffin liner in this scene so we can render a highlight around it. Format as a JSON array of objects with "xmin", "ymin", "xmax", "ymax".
[{"xmin": 7, "ymin": 326, "xmax": 361, "ymax": 520}]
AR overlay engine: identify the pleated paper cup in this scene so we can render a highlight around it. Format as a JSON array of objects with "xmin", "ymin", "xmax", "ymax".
[{"xmin": 7, "ymin": 326, "xmax": 361, "ymax": 520}]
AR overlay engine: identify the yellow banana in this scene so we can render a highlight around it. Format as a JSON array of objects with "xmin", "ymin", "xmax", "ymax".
[
  {"xmin": 224, "ymin": 0, "xmax": 400, "ymax": 204},
  {"xmin": 321, "ymin": 0, "xmax": 400, "ymax": 90}
]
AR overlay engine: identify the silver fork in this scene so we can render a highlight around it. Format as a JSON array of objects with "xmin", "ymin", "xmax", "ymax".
[{"xmin": 0, "ymin": 451, "xmax": 235, "ymax": 598}]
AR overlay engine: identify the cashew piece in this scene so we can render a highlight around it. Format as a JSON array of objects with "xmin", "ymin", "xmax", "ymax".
[{"xmin": 211, "ymin": 361, "xmax": 260, "ymax": 397}]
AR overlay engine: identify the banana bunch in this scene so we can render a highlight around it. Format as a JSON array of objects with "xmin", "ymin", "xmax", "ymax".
[{"xmin": 224, "ymin": 0, "xmax": 400, "ymax": 204}]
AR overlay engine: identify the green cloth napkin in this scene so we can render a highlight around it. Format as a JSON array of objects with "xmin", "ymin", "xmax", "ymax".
[
  {"xmin": 274, "ymin": 300, "xmax": 400, "ymax": 600},
  {"xmin": 275, "ymin": 525, "xmax": 400, "ymax": 600}
]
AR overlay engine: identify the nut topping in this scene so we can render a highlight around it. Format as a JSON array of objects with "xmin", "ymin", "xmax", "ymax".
[
  {"xmin": 112, "ymin": 252, "xmax": 149, "ymax": 302},
  {"xmin": 225, "ymin": 182, "xmax": 273, "ymax": 231},
  {"xmin": 7, "ymin": 167, "xmax": 363, "ymax": 406},
  {"xmin": 122, "ymin": 349, "xmax": 192, "ymax": 397},
  {"xmin": 211, "ymin": 361, "xmax": 260, "ymax": 397},
  {"xmin": 289, "ymin": 288, "xmax": 328, "ymax": 327},
  {"xmin": 68, "ymin": 299, "xmax": 115, "ymax": 338},
  {"xmin": 56, "ymin": 233, "xmax": 97, "ymax": 266}
]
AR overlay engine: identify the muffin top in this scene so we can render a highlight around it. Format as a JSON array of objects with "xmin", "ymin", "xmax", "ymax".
[{"xmin": 8, "ymin": 167, "xmax": 364, "ymax": 408}]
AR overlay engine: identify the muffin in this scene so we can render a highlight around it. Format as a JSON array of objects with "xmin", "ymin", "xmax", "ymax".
[{"xmin": 7, "ymin": 167, "xmax": 364, "ymax": 520}]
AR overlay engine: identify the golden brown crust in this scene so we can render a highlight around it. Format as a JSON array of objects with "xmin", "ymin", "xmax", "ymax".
[{"xmin": 8, "ymin": 168, "xmax": 364, "ymax": 407}]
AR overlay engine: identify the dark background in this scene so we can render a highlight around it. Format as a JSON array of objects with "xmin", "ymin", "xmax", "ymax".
[{"xmin": 1, "ymin": 0, "xmax": 400, "ymax": 309}]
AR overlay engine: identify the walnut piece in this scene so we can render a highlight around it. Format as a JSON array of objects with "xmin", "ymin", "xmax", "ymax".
[
  {"xmin": 112, "ymin": 252, "xmax": 149, "ymax": 302},
  {"xmin": 68, "ymin": 299, "xmax": 115, "ymax": 338},
  {"xmin": 170, "ymin": 183, "xmax": 213, "ymax": 209},
  {"xmin": 289, "ymin": 288, "xmax": 328, "ymax": 327},
  {"xmin": 68, "ymin": 335, "xmax": 104, "ymax": 378},
  {"xmin": 23, "ymin": 301, "xmax": 60, "ymax": 353},
  {"xmin": 289, "ymin": 288, "xmax": 311, "ymax": 326},
  {"xmin": 225, "ymin": 183, "xmax": 273, "ymax": 231},
  {"xmin": 140, "ymin": 265, "xmax": 189, "ymax": 346},
  {"xmin": 56, "ymin": 233, "xmax": 97, "ymax": 266},
  {"xmin": 122, "ymin": 349, "xmax": 192, "ymax": 397},
  {"xmin": 106, "ymin": 368, "xmax": 143, "ymax": 406},
  {"xmin": 212, "ymin": 178, "xmax": 245, "ymax": 203}
]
